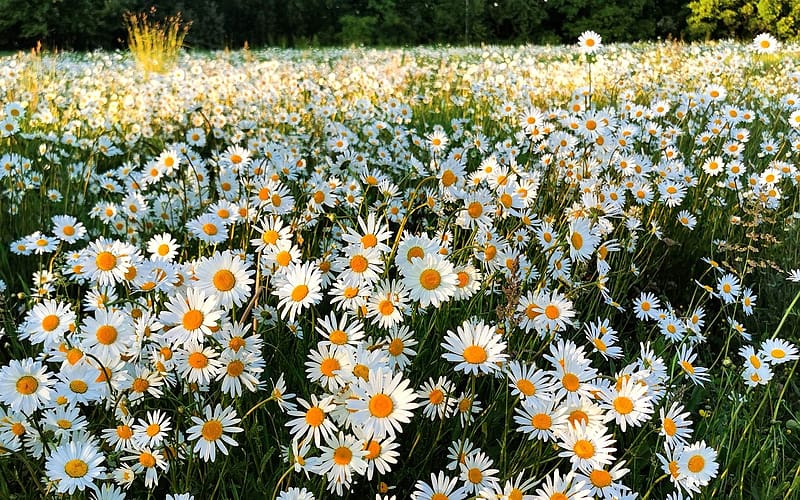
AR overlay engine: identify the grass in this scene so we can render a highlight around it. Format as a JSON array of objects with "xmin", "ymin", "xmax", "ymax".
[{"xmin": 0, "ymin": 40, "xmax": 798, "ymax": 499}]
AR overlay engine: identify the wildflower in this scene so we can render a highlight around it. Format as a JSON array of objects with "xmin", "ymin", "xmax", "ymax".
[
  {"xmin": 132, "ymin": 409, "xmax": 172, "ymax": 449},
  {"xmin": 0, "ymin": 358, "xmax": 54, "ymax": 414},
  {"xmin": 531, "ymin": 469, "xmax": 592, "ymax": 500},
  {"xmin": 601, "ymin": 376, "xmax": 654, "ymax": 432},
  {"xmin": 316, "ymin": 431, "xmax": 368, "ymax": 495},
  {"xmin": 147, "ymin": 233, "xmax": 180, "ymax": 261},
  {"xmin": 286, "ymin": 394, "xmax": 338, "ymax": 447},
  {"xmin": 45, "ymin": 439, "xmax": 106, "ymax": 494},
  {"xmin": 194, "ymin": 250, "xmax": 255, "ymax": 309},
  {"xmin": 716, "ymin": 273, "xmax": 741, "ymax": 303},
  {"xmin": 753, "ymin": 32, "xmax": 779, "ymax": 53},
  {"xmin": 760, "ymin": 338, "xmax": 799, "ymax": 364},
  {"xmin": 678, "ymin": 344, "xmax": 710, "ymax": 386},
  {"xmin": 160, "ymin": 287, "xmax": 223, "ymax": 346},
  {"xmin": 412, "ymin": 470, "xmax": 469, "ymax": 500},
  {"xmin": 273, "ymin": 261, "xmax": 323, "ymax": 321},
  {"xmin": 633, "ymin": 292, "xmax": 661, "ymax": 321},
  {"xmin": 124, "ymin": 446, "xmax": 168, "ymax": 488},
  {"xmin": 52, "ymin": 215, "xmax": 87, "ymax": 244},
  {"xmin": 556, "ymin": 422, "xmax": 617, "ymax": 472},
  {"xmin": 660, "ymin": 402, "xmax": 694, "ymax": 449},
  {"xmin": 460, "ymin": 450, "xmax": 500, "ymax": 495},
  {"xmin": 347, "ymin": 368, "xmax": 419, "ymax": 440},
  {"xmin": 442, "ymin": 319, "xmax": 507, "ymax": 375},
  {"xmin": 417, "ymin": 376, "xmax": 456, "ymax": 420},
  {"xmin": 514, "ymin": 397, "xmax": 569, "ymax": 442},
  {"xmin": 186, "ymin": 404, "xmax": 244, "ymax": 462},
  {"xmin": 677, "ymin": 441, "xmax": 719, "ymax": 487},
  {"xmin": 20, "ymin": 299, "xmax": 76, "ymax": 348},
  {"xmin": 578, "ymin": 30, "xmax": 602, "ymax": 53},
  {"xmin": 402, "ymin": 253, "xmax": 458, "ymax": 309}
]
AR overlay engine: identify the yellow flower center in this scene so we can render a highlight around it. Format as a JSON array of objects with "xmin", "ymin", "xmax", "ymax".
[
  {"xmin": 350, "ymin": 255, "xmax": 368, "ymax": 273},
  {"xmin": 463, "ymin": 345, "xmax": 488, "ymax": 364},
  {"xmin": 613, "ymin": 396, "xmax": 634, "ymax": 415},
  {"xmin": 663, "ymin": 417, "xmax": 677, "ymax": 436},
  {"xmin": 96, "ymin": 325, "xmax": 118, "ymax": 345},
  {"xmin": 183, "ymin": 309, "xmax": 205, "ymax": 331},
  {"xmin": 64, "ymin": 458, "xmax": 88, "ymax": 478},
  {"xmin": 532, "ymin": 413, "xmax": 552, "ymax": 430},
  {"xmin": 188, "ymin": 351, "xmax": 208, "ymax": 369},
  {"xmin": 369, "ymin": 393, "xmax": 394, "ymax": 418},
  {"xmin": 573, "ymin": 439, "xmax": 595, "ymax": 459},
  {"xmin": 428, "ymin": 389, "xmax": 444, "ymax": 405},
  {"xmin": 361, "ymin": 233, "xmax": 378, "ymax": 248},
  {"xmin": 333, "ymin": 446, "xmax": 352, "ymax": 465},
  {"xmin": 69, "ymin": 379, "xmax": 88, "ymax": 394},
  {"xmin": 364, "ymin": 439, "xmax": 381, "ymax": 460},
  {"xmin": 262, "ymin": 230, "xmax": 279, "ymax": 245},
  {"xmin": 378, "ymin": 299, "xmax": 395, "ymax": 316},
  {"xmin": 562, "ymin": 373, "xmax": 579, "ymax": 392},
  {"xmin": 291, "ymin": 284, "xmax": 309, "ymax": 302},
  {"xmin": 590, "ymin": 469, "xmax": 612, "ymax": 488},
  {"xmin": 467, "ymin": 467, "xmax": 483, "ymax": 484},
  {"xmin": 419, "ymin": 269, "xmax": 441, "ymax": 290},
  {"xmin": 39, "ymin": 313, "xmax": 61, "ymax": 333},
  {"xmin": 406, "ymin": 246, "xmax": 425, "ymax": 261},
  {"xmin": 227, "ymin": 360, "xmax": 245, "ymax": 377},
  {"xmin": 516, "ymin": 378, "xmax": 536, "ymax": 397},
  {"xmin": 95, "ymin": 251, "xmax": 117, "ymax": 271},
  {"xmin": 571, "ymin": 231, "xmax": 583, "ymax": 250},
  {"xmin": 388, "ymin": 338, "xmax": 404, "ymax": 356},
  {"xmin": 139, "ymin": 452, "xmax": 156, "ymax": 468},
  {"xmin": 305, "ymin": 407, "xmax": 324, "ymax": 427},
  {"xmin": 329, "ymin": 330, "xmax": 347, "ymax": 345},
  {"xmin": 320, "ymin": 358, "xmax": 340, "ymax": 378},
  {"xmin": 687, "ymin": 454, "xmax": 705, "ymax": 473},
  {"xmin": 441, "ymin": 169, "xmax": 457, "ymax": 187},
  {"xmin": 202, "ymin": 419, "xmax": 223, "ymax": 441},
  {"xmin": 213, "ymin": 269, "xmax": 236, "ymax": 291},
  {"xmin": 202, "ymin": 223, "xmax": 218, "ymax": 236}
]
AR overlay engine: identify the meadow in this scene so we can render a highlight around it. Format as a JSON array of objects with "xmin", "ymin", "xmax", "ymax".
[{"xmin": 0, "ymin": 35, "xmax": 799, "ymax": 499}]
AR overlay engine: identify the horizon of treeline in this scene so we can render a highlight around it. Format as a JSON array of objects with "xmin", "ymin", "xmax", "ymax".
[{"xmin": 0, "ymin": 0, "xmax": 798, "ymax": 51}]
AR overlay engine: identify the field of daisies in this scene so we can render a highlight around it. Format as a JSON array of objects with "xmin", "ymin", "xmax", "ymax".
[{"xmin": 0, "ymin": 34, "xmax": 799, "ymax": 500}]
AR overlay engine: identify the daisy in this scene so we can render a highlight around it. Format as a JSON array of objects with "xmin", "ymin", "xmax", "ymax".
[
  {"xmin": 45, "ymin": 438, "xmax": 106, "ymax": 494},
  {"xmin": 601, "ymin": 376, "xmax": 653, "ymax": 432},
  {"xmin": 333, "ymin": 245, "xmax": 384, "ymax": 285},
  {"xmin": 460, "ymin": 450, "xmax": 500, "ymax": 495},
  {"xmin": 716, "ymin": 272, "xmax": 741, "ymax": 304},
  {"xmin": 132, "ymin": 409, "xmax": 172, "ymax": 449},
  {"xmin": 43, "ymin": 405, "xmax": 89, "ymax": 440},
  {"xmin": 394, "ymin": 233, "xmax": 439, "ymax": 271},
  {"xmin": 81, "ymin": 238, "xmax": 133, "ymax": 287},
  {"xmin": 147, "ymin": 233, "xmax": 180, "ymax": 261},
  {"xmin": 341, "ymin": 213, "xmax": 393, "ymax": 254},
  {"xmin": 383, "ymin": 325, "xmax": 417, "ymax": 371},
  {"xmin": 753, "ymin": 32, "xmax": 779, "ymax": 53},
  {"xmin": 578, "ymin": 30, "xmax": 602, "ymax": 53},
  {"xmin": 272, "ymin": 261, "xmax": 323, "ymax": 321},
  {"xmin": 218, "ymin": 350, "xmax": 263, "ymax": 397},
  {"xmin": 194, "ymin": 250, "xmax": 255, "ymax": 309},
  {"xmin": 270, "ymin": 373, "xmax": 297, "ymax": 413},
  {"xmin": 358, "ymin": 431, "xmax": 400, "ymax": 481},
  {"xmin": 186, "ymin": 213, "xmax": 228, "ymax": 244},
  {"xmin": 286, "ymin": 394, "xmax": 338, "ymax": 447},
  {"xmin": 514, "ymin": 397, "xmax": 569, "ymax": 442},
  {"xmin": 632, "ymin": 291, "xmax": 661, "ymax": 321},
  {"xmin": 0, "ymin": 357, "xmax": 54, "ymax": 414},
  {"xmin": 51, "ymin": 215, "xmax": 87, "ymax": 244},
  {"xmin": 124, "ymin": 446, "xmax": 168, "ymax": 488},
  {"xmin": 533, "ymin": 289, "xmax": 576, "ymax": 334},
  {"xmin": 185, "ymin": 404, "xmax": 243, "ymax": 462},
  {"xmin": 160, "ymin": 287, "xmax": 223, "ymax": 346},
  {"xmin": 81, "ymin": 308, "xmax": 134, "ymax": 360},
  {"xmin": 305, "ymin": 342, "xmax": 352, "ymax": 391},
  {"xmin": 678, "ymin": 344, "xmax": 710, "ymax": 386},
  {"xmin": 174, "ymin": 341, "xmax": 222, "ymax": 386},
  {"xmin": 452, "ymin": 264, "xmax": 482, "ymax": 301},
  {"xmin": 677, "ymin": 441, "xmax": 719, "ymax": 487},
  {"xmin": 412, "ymin": 470, "xmax": 469, "ymax": 500},
  {"xmin": 505, "ymin": 360, "xmax": 554, "ymax": 401},
  {"xmin": 366, "ymin": 279, "xmax": 408, "ymax": 330},
  {"xmin": 53, "ymin": 362, "xmax": 104, "ymax": 407},
  {"xmin": 402, "ymin": 253, "xmax": 457, "ymax": 308},
  {"xmin": 660, "ymin": 401, "xmax": 693, "ymax": 449},
  {"xmin": 316, "ymin": 431, "xmax": 368, "ymax": 496},
  {"xmin": 760, "ymin": 338, "xmax": 799, "ymax": 364},
  {"xmin": 568, "ymin": 217, "xmax": 600, "ymax": 263},
  {"xmin": 20, "ymin": 298, "xmax": 76, "ymax": 348},
  {"xmin": 250, "ymin": 215, "xmax": 292, "ymax": 253},
  {"xmin": 347, "ymin": 368, "xmax": 420, "ymax": 440},
  {"xmin": 584, "ymin": 318, "xmax": 623, "ymax": 360},
  {"xmin": 416, "ymin": 376, "xmax": 456, "ymax": 420},
  {"xmin": 556, "ymin": 422, "xmax": 617, "ymax": 472},
  {"xmin": 575, "ymin": 460, "xmax": 630, "ymax": 500},
  {"xmin": 441, "ymin": 319, "xmax": 507, "ymax": 375},
  {"xmin": 102, "ymin": 418, "xmax": 136, "ymax": 452}
]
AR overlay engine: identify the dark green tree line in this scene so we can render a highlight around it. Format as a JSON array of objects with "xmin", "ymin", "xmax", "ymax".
[{"xmin": 0, "ymin": 0, "xmax": 795, "ymax": 51}]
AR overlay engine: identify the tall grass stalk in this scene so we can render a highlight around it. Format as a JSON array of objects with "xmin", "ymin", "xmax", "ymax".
[{"xmin": 124, "ymin": 9, "xmax": 190, "ymax": 74}]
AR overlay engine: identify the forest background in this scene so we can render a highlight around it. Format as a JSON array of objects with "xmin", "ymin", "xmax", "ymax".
[{"xmin": 1, "ymin": 0, "xmax": 799, "ymax": 51}]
